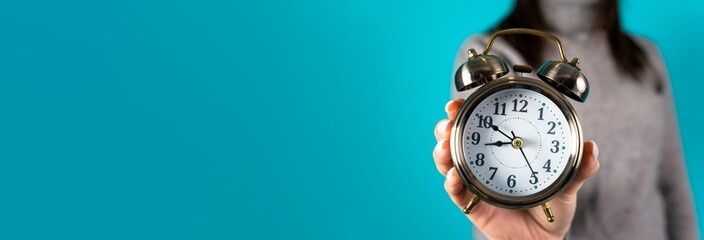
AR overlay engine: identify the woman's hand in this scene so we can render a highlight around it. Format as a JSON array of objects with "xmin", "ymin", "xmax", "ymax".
[{"xmin": 433, "ymin": 99, "xmax": 600, "ymax": 240}]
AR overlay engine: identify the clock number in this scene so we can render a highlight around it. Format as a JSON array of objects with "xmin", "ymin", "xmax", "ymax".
[
  {"xmin": 475, "ymin": 153, "xmax": 485, "ymax": 166},
  {"xmin": 489, "ymin": 167, "xmax": 498, "ymax": 180},
  {"xmin": 512, "ymin": 99, "xmax": 528, "ymax": 113},
  {"xmin": 507, "ymin": 175, "xmax": 516, "ymax": 188},
  {"xmin": 530, "ymin": 172, "xmax": 539, "ymax": 184},
  {"xmin": 538, "ymin": 107, "xmax": 544, "ymax": 120},
  {"xmin": 493, "ymin": 102, "xmax": 506, "ymax": 115},
  {"xmin": 477, "ymin": 115, "xmax": 493, "ymax": 128},
  {"xmin": 551, "ymin": 140, "xmax": 560, "ymax": 153},
  {"xmin": 543, "ymin": 159, "xmax": 552, "ymax": 172},
  {"xmin": 470, "ymin": 132, "xmax": 480, "ymax": 145},
  {"xmin": 547, "ymin": 121, "xmax": 556, "ymax": 134}
]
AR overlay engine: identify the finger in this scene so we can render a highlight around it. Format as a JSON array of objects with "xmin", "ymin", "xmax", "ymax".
[
  {"xmin": 434, "ymin": 119, "xmax": 451, "ymax": 141},
  {"xmin": 445, "ymin": 168, "xmax": 489, "ymax": 223},
  {"xmin": 557, "ymin": 141, "xmax": 600, "ymax": 201},
  {"xmin": 433, "ymin": 139, "xmax": 452, "ymax": 176},
  {"xmin": 446, "ymin": 99, "xmax": 465, "ymax": 121},
  {"xmin": 435, "ymin": 99, "xmax": 465, "ymax": 141},
  {"xmin": 444, "ymin": 167, "xmax": 473, "ymax": 207}
]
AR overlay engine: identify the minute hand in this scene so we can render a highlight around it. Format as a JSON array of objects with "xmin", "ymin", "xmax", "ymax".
[{"xmin": 519, "ymin": 147, "xmax": 537, "ymax": 175}]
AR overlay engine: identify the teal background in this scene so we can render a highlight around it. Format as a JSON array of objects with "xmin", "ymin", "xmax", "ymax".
[{"xmin": 2, "ymin": 0, "xmax": 703, "ymax": 239}]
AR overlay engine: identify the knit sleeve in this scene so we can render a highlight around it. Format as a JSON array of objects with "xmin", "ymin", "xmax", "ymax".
[{"xmin": 643, "ymin": 38, "xmax": 700, "ymax": 240}]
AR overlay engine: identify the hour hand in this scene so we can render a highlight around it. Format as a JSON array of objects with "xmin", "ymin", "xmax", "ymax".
[
  {"xmin": 485, "ymin": 141, "xmax": 512, "ymax": 147},
  {"xmin": 489, "ymin": 124, "xmax": 514, "ymax": 140}
]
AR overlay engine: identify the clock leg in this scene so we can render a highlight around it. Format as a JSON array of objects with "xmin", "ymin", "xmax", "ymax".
[
  {"xmin": 541, "ymin": 203, "xmax": 555, "ymax": 223},
  {"xmin": 463, "ymin": 195, "xmax": 480, "ymax": 214}
]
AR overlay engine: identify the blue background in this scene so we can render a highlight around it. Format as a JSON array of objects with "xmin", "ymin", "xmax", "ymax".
[{"xmin": 2, "ymin": 0, "xmax": 703, "ymax": 239}]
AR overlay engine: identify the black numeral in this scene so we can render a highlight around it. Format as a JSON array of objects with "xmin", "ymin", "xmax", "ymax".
[
  {"xmin": 512, "ymin": 99, "xmax": 528, "ymax": 113},
  {"xmin": 530, "ymin": 172, "xmax": 538, "ymax": 184},
  {"xmin": 489, "ymin": 167, "xmax": 498, "ymax": 180},
  {"xmin": 477, "ymin": 115, "xmax": 493, "ymax": 128},
  {"xmin": 543, "ymin": 159, "xmax": 552, "ymax": 172},
  {"xmin": 538, "ymin": 107, "xmax": 544, "ymax": 120},
  {"xmin": 507, "ymin": 175, "xmax": 516, "ymax": 188},
  {"xmin": 493, "ymin": 102, "xmax": 506, "ymax": 115},
  {"xmin": 476, "ymin": 153, "xmax": 485, "ymax": 166},
  {"xmin": 470, "ymin": 132, "xmax": 480, "ymax": 145},
  {"xmin": 551, "ymin": 140, "xmax": 560, "ymax": 153},
  {"xmin": 547, "ymin": 121, "xmax": 556, "ymax": 134}
]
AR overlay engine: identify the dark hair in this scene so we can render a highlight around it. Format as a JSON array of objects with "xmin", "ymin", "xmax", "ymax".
[{"xmin": 493, "ymin": 0, "xmax": 646, "ymax": 78}]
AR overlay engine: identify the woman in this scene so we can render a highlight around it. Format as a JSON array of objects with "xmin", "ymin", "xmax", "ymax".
[{"xmin": 432, "ymin": 0, "xmax": 698, "ymax": 239}]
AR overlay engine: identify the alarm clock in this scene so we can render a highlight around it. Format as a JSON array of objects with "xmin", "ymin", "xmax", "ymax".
[{"xmin": 450, "ymin": 28, "xmax": 590, "ymax": 223}]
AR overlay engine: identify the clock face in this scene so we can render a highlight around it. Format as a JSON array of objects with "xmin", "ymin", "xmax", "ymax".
[{"xmin": 461, "ymin": 88, "xmax": 572, "ymax": 197}]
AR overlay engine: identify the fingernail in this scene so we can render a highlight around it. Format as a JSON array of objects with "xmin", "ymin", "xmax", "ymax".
[
  {"xmin": 445, "ymin": 101, "xmax": 453, "ymax": 113},
  {"xmin": 435, "ymin": 139, "xmax": 445, "ymax": 153},
  {"xmin": 435, "ymin": 139, "xmax": 448, "ymax": 154},
  {"xmin": 437, "ymin": 119, "xmax": 449, "ymax": 133},
  {"xmin": 591, "ymin": 141, "xmax": 599, "ymax": 161},
  {"xmin": 447, "ymin": 167, "xmax": 455, "ymax": 178}
]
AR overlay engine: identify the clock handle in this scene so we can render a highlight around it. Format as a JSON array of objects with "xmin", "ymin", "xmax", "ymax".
[
  {"xmin": 482, "ymin": 28, "xmax": 570, "ymax": 63},
  {"xmin": 481, "ymin": 28, "xmax": 591, "ymax": 102}
]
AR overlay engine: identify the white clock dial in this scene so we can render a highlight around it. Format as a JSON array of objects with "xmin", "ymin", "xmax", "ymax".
[{"xmin": 462, "ymin": 88, "xmax": 572, "ymax": 197}]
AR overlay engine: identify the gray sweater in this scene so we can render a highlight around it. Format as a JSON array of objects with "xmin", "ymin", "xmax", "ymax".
[{"xmin": 450, "ymin": 32, "xmax": 699, "ymax": 239}]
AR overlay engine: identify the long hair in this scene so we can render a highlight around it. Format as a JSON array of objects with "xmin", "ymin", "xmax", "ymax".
[{"xmin": 493, "ymin": 0, "xmax": 646, "ymax": 78}]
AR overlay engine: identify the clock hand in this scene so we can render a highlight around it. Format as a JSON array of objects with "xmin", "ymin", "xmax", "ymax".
[
  {"xmin": 490, "ymin": 124, "xmax": 514, "ymax": 140},
  {"xmin": 519, "ymin": 146, "xmax": 537, "ymax": 176},
  {"xmin": 510, "ymin": 130, "xmax": 536, "ymax": 174},
  {"xmin": 484, "ymin": 141, "xmax": 512, "ymax": 147}
]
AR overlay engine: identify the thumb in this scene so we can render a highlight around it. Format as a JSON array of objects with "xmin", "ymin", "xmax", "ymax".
[{"xmin": 557, "ymin": 141, "xmax": 600, "ymax": 201}]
